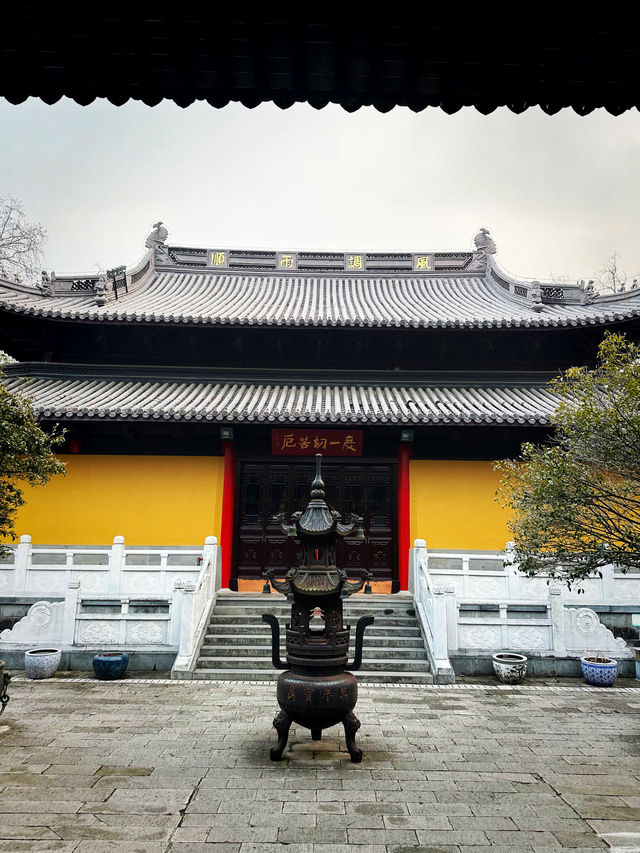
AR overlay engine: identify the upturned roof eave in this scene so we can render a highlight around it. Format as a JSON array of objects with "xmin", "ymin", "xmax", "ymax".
[{"xmin": 2, "ymin": 242, "xmax": 640, "ymax": 329}]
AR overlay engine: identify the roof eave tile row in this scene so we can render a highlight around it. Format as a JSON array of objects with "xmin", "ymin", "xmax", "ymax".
[
  {"xmin": 2, "ymin": 255, "xmax": 640, "ymax": 329},
  {"xmin": 2, "ymin": 290, "xmax": 639, "ymax": 330},
  {"xmin": 4, "ymin": 375, "xmax": 558, "ymax": 427}
]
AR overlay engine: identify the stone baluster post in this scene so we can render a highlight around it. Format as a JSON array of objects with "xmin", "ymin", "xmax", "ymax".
[
  {"xmin": 62, "ymin": 580, "xmax": 81, "ymax": 646},
  {"xmin": 177, "ymin": 581, "xmax": 196, "ymax": 659},
  {"xmin": 443, "ymin": 585, "xmax": 458, "ymax": 652},
  {"xmin": 549, "ymin": 585, "xmax": 566, "ymax": 656},
  {"xmin": 601, "ymin": 563, "xmax": 615, "ymax": 601},
  {"xmin": 170, "ymin": 580, "xmax": 184, "ymax": 648},
  {"xmin": 410, "ymin": 539, "xmax": 427, "ymax": 599},
  {"xmin": 505, "ymin": 541, "xmax": 521, "ymax": 599},
  {"xmin": 14, "ymin": 534, "xmax": 32, "ymax": 594},
  {"xmin": 431, "ymin": 586, "xmax": 450, "ymax": 661},
  {"xmin": 203, "ymin": 535, "xmax": 219, "ymax": 593},
  {"xmin": 109, "ymin": 535, "xmax": 125, "ymax": 595}
]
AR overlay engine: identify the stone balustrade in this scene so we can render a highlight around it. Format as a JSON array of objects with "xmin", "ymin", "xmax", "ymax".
[
  {"xmin": 0, "ymin": 535, "xmax": 221, "ymax": 674},
  {"xmin": 409, "ymin": 539, "xmax": 634, "ymax": 663}
]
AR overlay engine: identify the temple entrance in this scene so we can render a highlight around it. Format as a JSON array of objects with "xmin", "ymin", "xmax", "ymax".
[{"xmin": 232, "ymin": 461, "xmax": 397, "ymax": 589}]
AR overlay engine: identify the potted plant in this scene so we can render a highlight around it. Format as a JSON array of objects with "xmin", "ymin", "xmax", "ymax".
[
  {"xmin": 92, "ymin": 651, "xmax": 129, "ymax": 680},
  {"xmin": 492, "ymin": 652, "xmax": 527, "ymax": 683},
  {"xmin": 581, "ymin": 654, "xmax": 618, "ymax": 687},
  {"xmin": 24, "ymin": 648, "xmax": 62, "ymax": 679}
]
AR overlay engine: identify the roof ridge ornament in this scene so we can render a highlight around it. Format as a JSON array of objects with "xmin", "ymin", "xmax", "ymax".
[
  {"xmin": 468, "ymin": 227, "xmax": 497, "ymax": 272},
  {"xmin": 473, "ymin": 227, "xmax": 497, "ymax": 255},
  {"xmin": 39, "ymin": 270, "xmax": 54, "ymax": 297},
  {"xmin": 145, "ymin": 221, "xmax": 170, "ymax": 263},
  {"xmin": 529, "ymin": 280, "xmax": 544, "ymax": 312},
  {"xmin": 580, "ymin": 279, "xmax": 596, "ymax": 305},
  {"xmin": 95, "ymin": 272, "xmax": 107, "ymax": 307}
]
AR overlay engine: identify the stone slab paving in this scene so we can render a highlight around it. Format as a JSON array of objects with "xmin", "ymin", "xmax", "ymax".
[{"xmin": 0, "ymin": 675, "xmax": 639, "ymax": 851}]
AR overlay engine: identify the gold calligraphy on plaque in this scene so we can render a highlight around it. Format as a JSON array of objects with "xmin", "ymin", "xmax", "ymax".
[
  {"xmin": 278, "ymin": 254, "xmax": 295, "ymax": 269},
  {"xmin": 278, "ymin": 433, "xmax": 359, "ymax": 454},
  {"xmin": 347, "ymin": 254, "xmax": 364, "ymax": 270},
  {"xmin": 209, "ymin": 250, "xmax": 227, "ymax": 267},
  {"xmin": 413, "ymin": 254, "xmax": 434, "ymax": 271}
]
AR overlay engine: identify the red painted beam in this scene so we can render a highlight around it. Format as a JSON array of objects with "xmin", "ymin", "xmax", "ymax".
[
  {"xmin": 397, "ymin": 443, "xmax": 412, "ymax": 591},
  {"xmin": 220, "ymin": 440, "xmax": 236, "ymax": 589}
]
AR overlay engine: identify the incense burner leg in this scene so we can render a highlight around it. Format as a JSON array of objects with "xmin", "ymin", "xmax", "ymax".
[
  {"xmin": 270, "ymin": 710, "xmax": 292, "ymax": 761},
  {"xmin": 311, "ymin": 728, "xmax": 322, "ymax": 741},
  {"xmin": 342, "ymin": 711, "xmax": 363, "ymax": 763}
]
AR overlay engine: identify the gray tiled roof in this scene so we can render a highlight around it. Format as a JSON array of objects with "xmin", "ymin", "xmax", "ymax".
[
  {"xmin": 3, "ymin": 249, "xmax": 638, "ymax": 329},
  {"xmin": 3, "ymin": 368, "xmax": 559, "ymax": 425}
]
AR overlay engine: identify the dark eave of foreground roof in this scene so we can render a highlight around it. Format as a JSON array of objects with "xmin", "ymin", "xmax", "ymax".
[
  {"xmin": 1, "ymin": 362, "xmax": 560, "ymax": 426},
  {"xmin": 2, "ymin": 362, "xmax": 556, "ymax": 388},
  {"xmin": 1, "ymin": 11, "xmax": 639, "ymax": 115}
]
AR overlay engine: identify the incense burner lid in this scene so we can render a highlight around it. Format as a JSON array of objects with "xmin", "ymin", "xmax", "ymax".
[
  {"xmin": 296, "ymin": 502, "xmax": 336, "ymax": 536},
  {"xmin": 290, "ymin": 570, "xmax": 342, "ymax": 595}
]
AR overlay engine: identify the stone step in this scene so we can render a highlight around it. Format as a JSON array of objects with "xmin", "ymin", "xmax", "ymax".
[
  {"xmin": 216, "ymin": 601, "xmax": 415, "ymax": 619},
  {"xmin": 194, "ymin": 593, "xmax": 431, "ymax": 685},
  {"xmin": 204, "ymin": 625, "xmax": 421, "ymax": 638},
  {"xmin": 208, "ymin": 615, "xmax": 417, "ymax": 628},
  {"xmin": 201, "ymin": 634, "xmax": 424, "ymax": 648},
  {"xmin": 198, "ymin": 644, "xmax": 427, "ymax": 660},
  {"xmin": 215, "ymin": 595, "xmax": 413, "ymax": 605},
  {"xmin": 216, "ymin": 594, "xmax": 409, "ymax": 604},
  {"xmin": 196, "ymin": 655, "xmax": 431, "ymax": 672},
  {"xmin": 187, "ymin": 669, "xmax": 433, "ymax": 684}
]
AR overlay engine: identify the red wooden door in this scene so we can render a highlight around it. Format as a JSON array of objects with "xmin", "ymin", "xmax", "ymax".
[{"xmin": 233, "ymin": 461, "xmax": 396, "ymax": 585}]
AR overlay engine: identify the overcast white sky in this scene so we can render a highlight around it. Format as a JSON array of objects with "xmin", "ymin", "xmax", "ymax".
[{"xmin": 0, "ymin": 98, "xmax": 639, "ymax": 284}]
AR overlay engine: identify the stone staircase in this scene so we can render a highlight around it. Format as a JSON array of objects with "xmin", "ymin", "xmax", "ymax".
[{"xmin": 190, "ymin": 593, "xmax": 433, "ymax": 683}]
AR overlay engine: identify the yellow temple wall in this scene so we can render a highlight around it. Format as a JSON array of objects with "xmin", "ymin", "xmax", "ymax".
[
  {"xmin": 9, "ymin": 455, "xmax": 225, "ymax": 546},
  {"xmin": 410, "ymin": 460, "xmax": 511, "ymax": 550},
  {"xmin": 10, "ymin": 455, "xmax": 509, "ymax": 553}
]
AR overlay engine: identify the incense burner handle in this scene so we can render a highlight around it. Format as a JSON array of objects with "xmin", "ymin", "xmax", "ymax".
[
  {"xmin": 345, "ymin": 614, "xmax": 375, "ymax": 671},
  {"xmin": 262, "ymin": 613, "xmax": 287, "ymax": 670}
]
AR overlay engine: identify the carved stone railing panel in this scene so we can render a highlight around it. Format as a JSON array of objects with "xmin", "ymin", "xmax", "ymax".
[
  {"xmin": 409, "ymin": 542, "xmax": 635, "ymax": 659},
  {"xmin": 0, "ymin": 535, "xmax": 220, "ymax": 656}
]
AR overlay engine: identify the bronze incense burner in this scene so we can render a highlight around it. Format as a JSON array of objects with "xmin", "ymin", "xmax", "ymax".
[{"xmin": 262, "ymin": 454, "xmax": 374, "ymax": 762}]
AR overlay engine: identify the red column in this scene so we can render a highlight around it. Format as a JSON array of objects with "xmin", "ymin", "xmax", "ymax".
[
  {"xmin": 397, "ymin": 442, "xmax": 412, "ymax": 591},
  {"xmin": 220, "ymin": 440, "xmax": 236, "ymax": 589}
]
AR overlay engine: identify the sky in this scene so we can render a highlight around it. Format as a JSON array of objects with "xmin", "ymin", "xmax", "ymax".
[{"xmin": 0, "ymin": 97, "xmax": 639, "ymax": 284}]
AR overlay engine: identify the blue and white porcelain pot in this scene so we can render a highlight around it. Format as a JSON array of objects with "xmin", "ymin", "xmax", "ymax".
[
  {"xmin": 24, "ymin": 648, "xmax": 62, "ymax": 680},
  {"xmin": 492, "ymin": 652, "xmax": 527, "ymax": 684},
  {"xmin": 580, "ymin": 656, "xmax": 617, "ymax": 687}
]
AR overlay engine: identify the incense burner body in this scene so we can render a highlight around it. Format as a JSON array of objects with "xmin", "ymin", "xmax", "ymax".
[
  {"xmin": 262, "ymin": 454, "xmax": 373, "ymax": 762},
  {"xmin": 277, "ymin": 670, "xmax": 358, "ymax": 731}
]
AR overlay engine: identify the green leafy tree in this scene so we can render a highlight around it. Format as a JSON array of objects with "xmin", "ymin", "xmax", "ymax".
[
  {"xmin": 0, "ymin": 368, "xmax": 65, "ymax": 556},
  {"xmin": 495, "ymin": 333, "xmax": 640, "ymax": 584}
]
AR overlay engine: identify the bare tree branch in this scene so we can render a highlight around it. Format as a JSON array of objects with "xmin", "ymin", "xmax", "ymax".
[{"xmin": 0, "ymin": 197, "xmax": 46, "ymax": 283}]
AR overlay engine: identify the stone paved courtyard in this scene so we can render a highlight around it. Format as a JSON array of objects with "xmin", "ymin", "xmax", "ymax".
[{"xmin": 1, "ymin": 676, "xmax": 639, "ymax": 852}]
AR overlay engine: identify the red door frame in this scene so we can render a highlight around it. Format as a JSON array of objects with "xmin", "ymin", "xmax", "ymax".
[
  {"xmin": 220, "ymin": 440, "xmax": 236, "ymax": 589},
  {"xmin": 397, "ymin": 442, "xmax": 412, "ymax": 591}
]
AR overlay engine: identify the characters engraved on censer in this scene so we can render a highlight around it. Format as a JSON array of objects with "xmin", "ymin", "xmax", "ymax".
[{"xmin": 262, "ymin": 454, "xmax": 374, "ymax": 762}]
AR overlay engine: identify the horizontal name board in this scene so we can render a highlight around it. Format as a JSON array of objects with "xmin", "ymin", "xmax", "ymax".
[{"xmin": 272, "ymin": 429, "xmax": 363, "ymax": 456}]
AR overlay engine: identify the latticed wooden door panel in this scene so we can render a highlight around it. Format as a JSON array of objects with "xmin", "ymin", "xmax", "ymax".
[{"xmin": 234, "ymin": 461, "xmax": 396, "ymax": 583}]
